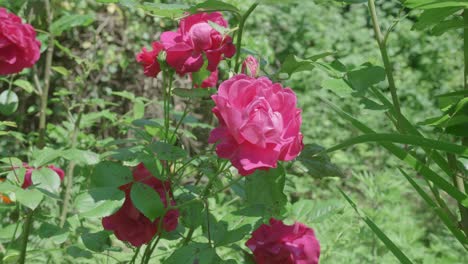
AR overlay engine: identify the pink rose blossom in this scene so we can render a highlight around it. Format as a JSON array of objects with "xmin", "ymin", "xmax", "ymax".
[
  {"xmin": 192, "ymin": 69, "xmax": 218, "ymax": 88},
  {"xmin": 136, "ymin": 41, "xmax": 164, "ymax": 78},
  {"xmin": 20, "ymin": 163, "xmax": 64, "ymax": 189},
  {"xmin": 161, "ymin": 12, "xmax": 235, "ymax": 75},
  {"xmin": 242, "ymin": 55, "xmax": 259, "ymax": 77},
  {"xmin": 208, "ymin": 74, "xmax": 304, "ymax": 176},
  {"xmin": 102, "ymin": 163, "xmax": 179, "ymax": 247},
  {"xmin": 246, "ymin": 218, "xmax": 320, "ymax": 264},
  {"xmin": 0, "ymin": 8, "xmax": 41, "ymax": 75}
]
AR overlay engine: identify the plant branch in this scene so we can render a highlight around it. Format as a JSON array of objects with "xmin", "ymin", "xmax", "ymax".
[
  {"xmin": 18, "ymin": 210, "xmax": 34, "ymax": 264},
  {"xmin": 367, "ymin": 0, "xmax": 401, "ymax": 119},
  {"xmin": 38, "ymin": 0, "xmax": 55, "ymax": 149},
  {"xmin": 59, "ymin": 109, "xmax": 83, "ymax": 227},
  {"xmin": 234, "ymin": 2, "xmax": 258, "ymax": 72}
]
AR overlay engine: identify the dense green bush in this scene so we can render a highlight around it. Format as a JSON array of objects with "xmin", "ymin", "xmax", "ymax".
[{"xmin": 0, "ymin": 0, "xmax": 467, "ymax": 263}]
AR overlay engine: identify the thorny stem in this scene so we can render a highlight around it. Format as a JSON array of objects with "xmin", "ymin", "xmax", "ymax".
[
  {"xmin": 234, "ymin": 2, "xmax": 258, "ymax": 72},
  {"xmin": 18, "ymin": 210, "xmax": 34, "ymax": 264},
  {"xmin": 59, "ymin": 110, "xmax": 84, "ymax": 227},
  {"xmin": 367, "ymin": 0, "xmax": 401, "ymax": 121},
  {"xmin": 38, "ymin": 0, "xmax": 55, "ymax": 149},
  {"xmin": 457, "ymin": 9, "xmax": 468, "ymax": 235}
]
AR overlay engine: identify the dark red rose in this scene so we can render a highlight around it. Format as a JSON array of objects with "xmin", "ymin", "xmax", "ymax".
[
  {"xmin": 136, "ymin": 41, "xmax": 164, "ymax": 78},
  {"xmin": 0, "ymin": 8, "xmax": 41, "ymax": 75},
  {"xmin": 246, "ymin": 218, "xmax": 320, "ymax": 264},
  {"xmin": 102, "ymin": 163, "xmax": 179, "ymax": 247}
]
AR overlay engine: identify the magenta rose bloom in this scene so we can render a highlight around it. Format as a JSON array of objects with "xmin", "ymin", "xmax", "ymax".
[
  {"xmin": 242, "ymin": 55, "xmax": 259, "ymax": 77},
  {"xmin": 136, "ymin": 41, "xmax": 164, "ymax": 78},
  {"xmin": 102, "ymin": 163, "xmax": 179, "ymax": 247},
  {"xmin": 0, "ymin": 8, "xmax": 41, "ymax": 75},
  {"xmin": 208, "ymin": 74, "xmax": 304, "ymax": 176},
  {"xmin": 160, "ymin": 12, "xmax": 235, "ymax": 75},
  {"xmin": 192, "ymin": 69, "xmax": 218, "ymax": 88},
  {"xmin": 246, "ymin": 218, "xmax": 320, "ymax": 264},
  {"xmin": 20, "ymin": 163, "xmax": 64, "ymax": 189}
]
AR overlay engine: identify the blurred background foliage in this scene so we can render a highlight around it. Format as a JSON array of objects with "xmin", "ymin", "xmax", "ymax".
[{"xmin": 0, "ymin": 0, "xmax": 467, "ymax": 263}]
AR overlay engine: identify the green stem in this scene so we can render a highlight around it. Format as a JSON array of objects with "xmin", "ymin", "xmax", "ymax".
[
  {"xmin": 163, "ymin": 72, "xmax": 173, "ymax": 142},
  {"xmin": 234, "ymin": 2, "xmax": 258, "ymax": 72},
  {"xmin": 129, "ymin": 247, "xmax": 140, "ymax": 264},
  {"xmin": 18, "ymin": 210, "xmax": 34, "ymax": 264},
  {"xmin": 38, "ymin": 0, "xmax": 55, "ymax": 149},
  {"xmin": 183, "ymin": 228, "xmax": 195, "ymax": 246},
  {"xmin": 367, "ymin": 0, "xmax": 401, "ymax": 119},
  {"xmin": 170, "ymin": 103, "xmax": 189, "ymax": 143},
  {"xmin": 59, "ymin": 110, "xmax": 83, "ymax": 227},
  {"xmin": 457, "ymin": 9, "xmax": 468, "ymax": 235},
  {"xmin": 447, "ymin": 153, "xmax": 468, "ymax": 235}
]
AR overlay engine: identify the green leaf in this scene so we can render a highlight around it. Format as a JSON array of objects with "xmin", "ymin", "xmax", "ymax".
[
  {"xmin": 133, "ymin": 99, "xmax": 145, "ymax": 119},
  {"xmin": 165, "ymin": 243, "xmax": 221, "ymax": 264},
  {"xmin": 412, "ymin": 7, "xmax": 462, "ymax": 31},
  {"xmin": 140, "ymin": 2, "xmax": 188, "ymax": 18},
  {"xmin": 62, "ymin": 148, "xmax": 100, "ymax": 165},
  {"xmin": 51, "ymin": 14, "xmax": 95, "ymax": 36},
  {"xmin": 404, "ymin": 0, "xmax": 468, "ymax": 10},
  {"xmin": 31, "ymin": 167, "xmax": 61, "ymax": 193},
  {"xmin": 31, "ymin": 147, "xmax": 62, "ymax": 167},
  {"xmin": 326, "ymin": 133, "xmax": 468, "ymax": 157},
  {"xmin": 51, "ymin": 66, "xmax": 70, "ymax": 77},
  {"xmin": 289, "ymin": 199, "xmax": 344, "ymax": 223},
  {"xmin": 37, "ymin": 223, "xmax": 69, "ymax": 244},
  {"xmin": 81, "ymin": 231, "xmax": 111, "ymax": 252},
  {"xmin": 149, "ymin": 141, "xmax": 187, "ymax": 161},
  {"xmin": 191, "ymin": 60, "xmax": 211, "ymax": 87},
  {"xmin": 66, "ymin": 246, "xmax": 92, "ymax": 259},
  {"xmin": 278, "ymin": 55, "xmax": 316, "ymax": 79},
  {"xmin": 74, "ymin": 187, "xmax": 125, "ymax": 218},
  {"xmin": 337, "ymin": 0, "xmax": 367, "ymax": 3},
  {"xmin": 179, "ymin": 194, "xmax": 205, "ymax": 229},
  {"xmin": 431, "ymin": 16, "xmax": 464, "ymax": 35},
  {"xmin": 0, "ymin": 90, "xmax": 19, "ymax": 116},
  {"xmin": 90, "ymin": 161, "xmax": 133, "ymax": 187},
  {"xmin": 339, "ymin": 189, "xmax": 414, "ymax": 264},
  {"xmin": 321, "ymin": 78, "xmax": 353, "ymax": 98},
  {"xmin": 188, "ymin": 0, "xmax": 239, "ymax": 14},
  {"xmin": 323, "ymin": 99, "xmax": 468, "ymax": 207},
  {"xmin": 245, "ymin": 166, "xmax": 287, "ymax": 215},
  {"xmin": 298, "ymin": 144, "xmax": 343, "ymax": 178},
  {"xmin": 203, "ymin": 216, "xmax": 251, "ymax": 247},
  {"xmin": 130, "ymin": 182, "xmax": 164, "ymax": 221},
  {"xmin": 0, "ymin": 223, "xmax": 22, "ymax": 241},
  {"xmin": 369, "ymin": 87, "xmax": 453, "ymax": 177},
  {"xmin": 347, "ymin": 64, "xmax": 386, "ymax": 95},
  {"xmin": 13, "ymin": 80, "xmax": 34, "ymax": 94},
  {"xmin": 172, "ymin": 88, "xmax": 216, "ymax": 98},
  {"xmin": 15, "ymin": 188, "xmax": 44, "ymax": 210},
  {"xmin": 399, "ymin": 169, "xmax": 468, "ymax": 249},
  {"xmin": 132, "ymin": 118, "xmax": 162, "ymax": 128}
]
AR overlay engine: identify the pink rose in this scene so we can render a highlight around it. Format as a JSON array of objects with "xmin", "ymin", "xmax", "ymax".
[
  {"xmin": 246, "ymin": 218, "xmax": 320, "ymax": 264},
  {"xmin": 241, "ymin": 55, "xmax": 259, "ymax": 77},
  {"xmin": 0, "ymin": 8, "xmax": 41, "ymax": 75},
  {"xmin": 102, "ymin": 163, "xmax": 179, "ymax": 247},
  {"xmin": 136, "ymin": 41, "xmax": 164, "ymax": 78},
  {"xmin": 20, "ymin": 163, "xmax": 64, "ymax": 189},
  {"xmin": 208, "ymin": 74, "xmax": 304, "ymax": 176},
  {"xmin": 161, "ymin": 12, "xmax": 235, "ymax": 75},
  {"xmin": 192, "ymin": 69, "xmax": 218, "ymax": 88}
]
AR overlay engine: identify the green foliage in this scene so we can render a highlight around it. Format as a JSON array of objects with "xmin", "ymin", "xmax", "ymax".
[
  {"xmin": 130, "ymin": 182, "xmax": 165, "ymax": 221},
  {"xmin": 1, "ymin": 0, "xmax": 468, "ymax": 263}
]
